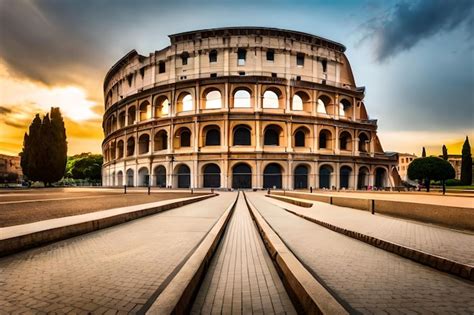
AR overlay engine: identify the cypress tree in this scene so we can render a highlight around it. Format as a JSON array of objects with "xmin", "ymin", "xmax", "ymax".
[
  {"xmin": 21, "ymin": 114, "xmax": 43, "ymax": 182},
  {"xmin": 442, "ymin": 145, "xmax": 448, "ymax": 160},
  {"xmin": 422, "ymin": 147, "xmax": 426, "ymax": 157},
  {"xmin": 461, "ymin": 136, "xmax": 472, "ymax": 185},
  {"xmin": 49, "ymin": 107, "xmax": 68, "ymax": 183}
]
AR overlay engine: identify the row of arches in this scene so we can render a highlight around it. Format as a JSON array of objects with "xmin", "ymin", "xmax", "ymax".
[
  {"xmin": 105, "ymin": 88, "xmax": 357, "ymax": 135},
  {"xmin": 109, "ymin": 164, "xmax": 388, "ymax": 190},
  {"xmin": 104, "ymin": 126, "xmax": 371, "ymax": 161}
]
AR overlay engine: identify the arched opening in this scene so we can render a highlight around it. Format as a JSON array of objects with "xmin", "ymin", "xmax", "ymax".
[
  {"xmin": 263, "ymin": 163, "xmax": 282, "ymax": 189},
  {"xmin": 294, "ymin": 165, "xmax": 308, "ymax": 189},
  {"xmin": 117, "ymin": 171, "xmax": 123, "ymax": 186},
  {"xmin": 138, "ymin": 167, "xmax": 149, "ymax": 187},
  {"xmin": 119, "ymin": 111, "xmax": 126, "ymax": 128},
  {"xmin": 138, "ymin": 134, "xmax": 150, "ymax": 154},
  {"xmin": 175, "ymin": 128, "xmax": 191, "ymax": 148},
  {"xmin": 177, "ymin": 93, "xmax": 193, "ymax": 112},
  {"xmin": 126, "ymin": 137, "xmax": 135, "ymax": 156},
  {"xmin": 117, "ymin": 140, "xmax": 124, "ymax": 158},
  {"xmin": 264, "ymin": 125, "xmax": 281, "ymax": 146},
  {"xmin": 319, "ymin": 165, "xmax": 333, "ymax": 189},
  {"xmin": 209, "ymin": 50, "xmax": 218, "ymax": 63},
  {"xmin": 375, "ymin": 167, "xmax": 387, "ymax": 189},
  {"xmin": 292, "ymin": 94, "xmax": 303, "ymax": 111},
  {"xmin": 233, "ymin": 125, "xmax": 251, "ymax": 145},
  {"xmin": 154, "ymin": 96, "xmax": 169, "ymax": 118},
  {"xmin": 154, "ymin": 165, "xmax": 166, "ymax": 187},
  {"xmin": 292, "ymin": 92, "xmax": 310, "ymax": 111},
  {"xmin": 263, "ymin": 89, "xmax": 280, "ymax": 109},
  {"xmin": 176, "ymin": 164, "xmax": 191, "ymax": 188},
  {"xmin": 319, "ymin": 130, "xmax": 332, "ymax": 149},
  {"xmin": 204, "ymin": 90, "xmax": 222, "ymax": 109},
  {"xmin": 340, "ymin": 166, "xmax": 352, "ymax": 189},
  {"xmin": 233, "ymin": 89, "xmax": 251, "ymax": 108},
  {"xmin": 203, "ymin": 164, "xmax": 221, "ymax": 188},
  {"xmin": 205, "ymin": 127, "xmax": 221, "ymax": 146},
  {"xmin": 139, "ymin": 101, "xmax": 151, "ymax": 121},
  {"xmin": 154, "ymin": 130, "xmax": 168, "ymax": 151},
  {"xmin": 357, "ymin": 167, "xmax": 369, "ymax": 190},
  {"xmin": 110, "ymin": 142, "xmax": 116, "ymax": 160},
  {"xmin": 126, "ymin": 169, "xmax": 134, "ymax": 186},
  {"xmin": 358, "ymin": 133, "xmax": 370, "ymax": 152},
  {"xmin": 294, "ymin": 127, "xmax": 308, "ymax": 147},
  {"xmin": 317, "ymin": 95, "xmax": 330, "ymax": 114},
  {"xmin": 339, "ymin": 99, "xmax": 352, "ymax": 118},
  {"xmin": 339, "ymin": 131, "xmax": 352, "ymax": 151},
  {"xmin": 232, "ymin": 163, "xmax": 252, "ymax": 188},
  {"xmin": 127, "ymin": 106, "xmax": 136, "ymax": 125}
]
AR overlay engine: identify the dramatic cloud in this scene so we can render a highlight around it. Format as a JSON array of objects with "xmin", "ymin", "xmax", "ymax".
[
  {"xmin": 0, "ymin": 106, "xmax": 12, "ymax": 115},
  {"xmin": 364, "ymin": 0, "xmax": 474, "ymax": 62}
]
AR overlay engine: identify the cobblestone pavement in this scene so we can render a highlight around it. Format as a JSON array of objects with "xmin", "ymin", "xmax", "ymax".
[
  {"xmin": 192, "ymin": 193, "xmax": 295, "ymax": 314},
  {"xmin": 0, "ymin": 193, "xmax": 236, "ymax": 314},
  {"xmin": 246, "ymin": 193, "xmax": 474, "ymax": 314},
  {"xmin": 266, "ymin": 194, "xmax": 474, "ymax": 266}
]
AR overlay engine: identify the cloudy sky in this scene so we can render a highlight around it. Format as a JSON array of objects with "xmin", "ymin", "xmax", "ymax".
[{"xmin": 0, "ymin": 0, "xmax": 473, "ymax": 156}]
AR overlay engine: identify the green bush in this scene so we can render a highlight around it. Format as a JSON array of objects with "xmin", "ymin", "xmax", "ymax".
[{"xmin": 445, "ymin": 179, "xmax": 463, "ymax": 186}]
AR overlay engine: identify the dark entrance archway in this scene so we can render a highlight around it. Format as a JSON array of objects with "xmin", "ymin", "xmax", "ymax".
[
  {"xmin": 263, "ymin": 163, "xmax": 282, "ymax": 189},
  {"xmin": 357, "ymin": 167, "xmax": 369, "ymax": 190},
  {"xmin": 294, "ymin": 165, "xmax": 308, "ymax": 189},
  {"xmin": 340, "ymin": 166, "xmax": 352, "ymax": 189},
  {"xmin": 375, "ymin": 168, "xmax": 386, "ymax": 189},
  {"xmin": 154, "ymin": 166, "xmax": 166, "ymax": 187},
  {"xmin": 319, "ymin": 165, "xmax": 332, "ymax": 189},
  {"xmin": 232, "ymin": 163, "xmax": 252, "ymax": 188},
  {"xmin": 203, "ymin": 164, "xmax": 221, "ymax": 188},
  {"xmin": 177, "ymin": 164, "xmax": 190, "ymax": 188}
]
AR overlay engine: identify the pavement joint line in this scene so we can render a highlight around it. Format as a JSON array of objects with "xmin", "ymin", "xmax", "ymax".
[
  {"xmin": 145, "ymin": 191, "xmax": 239, "ymax": 314},
  {"xmin": 270, "ymin": 194, "xmax": 474, "ymax": 282},
  {"xmin": 0, "ymin": 194, "xmax": 117, "ymax": 205},
  {"xmin": 0, "ymin": 193, "xmax": 216, "ymax": 257},
  {"xmin": 243, "ymin": 192, "xmax": 349, "ymax": 315}
]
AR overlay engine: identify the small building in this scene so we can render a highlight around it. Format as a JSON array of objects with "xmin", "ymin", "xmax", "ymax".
[
  {"xmin": 442, "ymin": 155, "xmax": 462, "ymax": 180},
  {"xmin": 397, "ymin": 153, "xmax": 417, "ymax": 181},
  {"xmin": 0, "ymin": 154, "xmax": 23, "ymax": 184}
]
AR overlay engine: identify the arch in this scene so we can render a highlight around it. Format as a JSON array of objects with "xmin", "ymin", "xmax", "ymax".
[
  {"xmin": 177, "ymin": 92, "xmax": 193, "ymax": 112},
  {"xmin": 117, "ymin": 140, "xmax": 124, "ymax": 158},
  {"xmin": 139, "ymin": 101, "xmax": 151, "ymax": 121},
  {"xmin": 209, "ymin": 49, "xmax": 218, "ymax": 63},
  {"xmin": 154, "ymin": 130, "xmax": 168, "ymax": 151},
  {"xmin": 339, "ymin": 131, "xmax": 352, "ymax": 151},
  {"xmin": 292, "ymin": 91, "xmax": 310, "ymax": 111},
  {"xmin": 292, "ymin": 94, "xmax": 303, "ymax": 111},
  {"xmin": 138, "ymin": 167, "xmax": 149, "ymax": 187},
  {"xmin": 233, "ymin": 125, "xmax": 251, "ymax": 146},
  {"xmin": 117, "ymin": 171, "xmax": 123, "ymax": 186},
  {"xmin": 126, "ymin": 168, "xmax": 134, "ymax": 187},
  {"xmin": 375, "ymin": 167, "xmax": 387, "ymax": 189},
  {"xmin": 203, "ymin": 163, "xmax": 221, "ymax": 188},
  {"xmin": 126, "ymin": 137, "xmax": 135, "ymax": 156},
  {"xmin": 110, "ymin": 142, "xmax": 116, "ymax": 160},
  {"xmin": 154, "ymin": 96, "xmax": 169, "ymax": 118},
  {"xmin": 233, "ymin": 89, "xmax": 251, "ymax": 108},
  {"xmin": 317, "ymin": 95, "xmax": 331, "ymax": 114},
  {"xmin": 203, "ymin": 89, "xmax": 222, "ymax": 109},
  {"xmin": 339, "ymin": 98, "xmax": 352, "ymax": 117},
  {"xmin": 263, "ymin": 163, "xmax": 282, "ymax": 189},
  {"xmin": 232, "ymin": 163, "xmax": 252, "ymax": 188},
  {"xmin": 138, "ymin": 134, "xmax": 150, "ymax": 154},
  {"xmin": 154, "ymin": 165, "xmax": 166, "ymax": 187},
  {"xmin": 176, "ymin": 127, "xmax": 191, "ymax": 148},
  {"xmin": 176, "ymin": 164, "xmax": 191, "ymax": 188},
  {"xmin": 358, "ymin": 132, "xmax": 370, "ymax": 152},
  {"xmin": 262, "ymin": 88, "xmax": 281, "ymax": 109},
  {"xmin": 319, "ymin": 129, "xmax": 333, "ymax": 149},
  {"xmin": 357, "ymin": 167, "xmax": 370, "ymax": 189},
  {"xmin": 294, "ymin": 127, "xmax": 309, "ymax": 147},
  {"xmin": 264, "ymin": 124, "xmax": 282, "ymax": 146},
  {"xmin": 294, "ymin": 164, "xmax": 309, "ymax": 189},
  {"xmin": 319, "ymin": 165, "xmax": 333, "ymax": 189},
  {"xmin": 127, "ymin": 106, "xmax": 136, "ymax": 125},
  {"xmin": 118, "ymin": 111, "xmax": 126, "ymax": 128},
  {"xmin": 340, "ymin": 166, "xmax": 352, "ymax": 189},
  {"xmin": 204, "ymin": 126, "xmax": 221, "ymax": 146}
]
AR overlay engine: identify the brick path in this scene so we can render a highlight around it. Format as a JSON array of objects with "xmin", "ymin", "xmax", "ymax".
[
  {"xmin": 0, "ymin": 193, "xmax": 236, "ymax": 314},
  {"xmin": 192, "ymin": 193, "xmax": 296, "ymax": 314},
  {"xmin": 246, "ymin": 192, "xmax": 474, "ymax": 314},
  {"xmin": 267, "ymin": 194, "xmax": 474, "ymax": 266}
]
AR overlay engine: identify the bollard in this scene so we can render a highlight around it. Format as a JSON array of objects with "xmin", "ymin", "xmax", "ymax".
[
  {"xmin": 148, "ymin": 186, "xmax": 151, "ymax": 195},
  {"xmin": 267, "ymin": 188, "xmax": 270, "ymax": 195},
  {"xmin": 191, "ymin": 188, "xmax": 194, "ymax": 194},
  {"xmin": 211, "ymin": 188, "xmax": 214, "ymax": 194},
  {"xmin": 310, "ymin": 186, "xmax": 313, "ymax": 193},
  {"xmin": 124, "ymin": 185, "xmax": 127, "ymax": 194}
]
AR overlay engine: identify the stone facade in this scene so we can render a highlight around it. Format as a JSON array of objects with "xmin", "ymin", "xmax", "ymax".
[
  {"xmin": 0, "ymin": 154, "xmax": 23, "ymax": 183},
  {"xmin": 397, "ymin": 153, "xmax": 417, "ymax": 181},
  {"xmin": 101, "ymin": 27, "xmax": 398, "ymax": 189}
]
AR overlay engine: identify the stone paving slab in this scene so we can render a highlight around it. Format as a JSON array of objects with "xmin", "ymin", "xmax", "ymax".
[
  {"xmin": 246, "ymin": 192, "xmax": 474, "ymax": 314},
  {"xmin": 0, "ymin": 193, "xmax": 236, "ymax": 314},
  {"xmin": 266, "ymin": 193, "xmax": 474, "ymax": 267},
  {"xmin": 191, "ymin": 193, "xmax": 296, "ymax": 314}
]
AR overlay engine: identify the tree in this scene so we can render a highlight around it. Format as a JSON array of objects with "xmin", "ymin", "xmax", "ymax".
[
  {"xmin": 66, "ymin": 153, "xmax": 103, "ymax": 181},
  {"xmin": 442, "ymin": 145, "xmax": 448, "ymax": 160},
  {"xmin": 461, "ymin": 136, "xmax": 472, "ymax": 185},
  {"xmin": 421, "ymin": 147, "xmax": 426, "ymax": 157},
  {"xmin": 20, "ymin": 108, "xmax": 68, "ymax": 186},
  {"xmin": 408, "ymin": 157, "xmax": 455, "ymax": 194}
]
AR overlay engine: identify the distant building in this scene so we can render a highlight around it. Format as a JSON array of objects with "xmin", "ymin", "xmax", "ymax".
[
  {"xmin": 442, "ymin": 155, "xmax": 462, "ymax": 180},
  {"xmin": 0, "ymin": 154, "xmax": 23, "ymax": 183},
  {"xmin": 397, "ymin": 153, "xmax": 417, "ymax": 181}
]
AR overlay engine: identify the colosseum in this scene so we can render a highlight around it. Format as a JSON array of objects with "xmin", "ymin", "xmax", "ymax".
[{"xmin": 102, "ymin": 27, "xmax": 399, "ymax": 190}]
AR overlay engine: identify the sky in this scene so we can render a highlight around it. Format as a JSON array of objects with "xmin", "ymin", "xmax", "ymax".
[{"xmin": 0, "ymin": 0, "xmax": 473, "ymax": 156}]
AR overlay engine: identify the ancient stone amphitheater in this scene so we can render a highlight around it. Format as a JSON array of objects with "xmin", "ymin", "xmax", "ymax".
[{"xmin": 102, "ymin": 27, "xmax": 398, "ymax": 189}]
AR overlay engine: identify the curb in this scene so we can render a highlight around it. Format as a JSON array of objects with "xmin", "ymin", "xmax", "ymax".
[
  {"xmin": 0, "ymin": 194, "xmax": 216, "ymax": 257},
  {"xmin": 145, "ymin": 192, "xmax": 239, "ymax": 314},
  {"xmin": 266, "ymin": 194, "xmax": 313, "ymax": 208},
  {"xmin": 244, "ymin": 192, "xmax": 348, "ymax": 315},
  {"xmin": 283, "ymin": 208, "xmax": 474, "ymax": 282}
]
